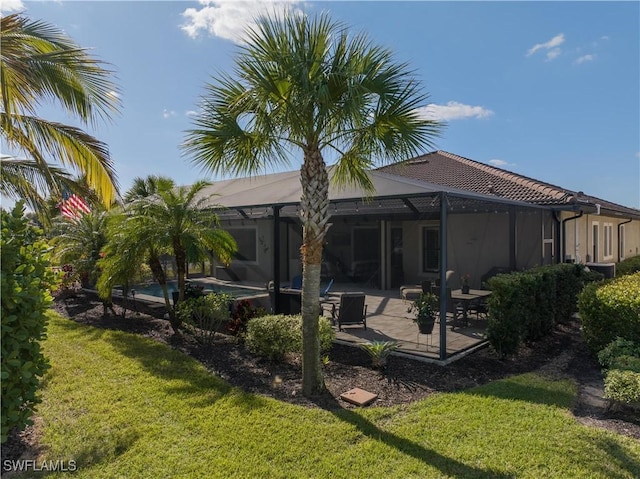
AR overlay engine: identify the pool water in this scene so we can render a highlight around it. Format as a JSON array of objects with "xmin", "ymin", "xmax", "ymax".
[{"xmin": 130, "ymin": 281, "xmax": 259, "ymax": 299}]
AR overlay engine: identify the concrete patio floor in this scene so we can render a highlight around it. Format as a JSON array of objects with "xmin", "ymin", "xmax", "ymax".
[{"xmin": 321, "ymin": 283, "xmax": 489, "ymax": 363}]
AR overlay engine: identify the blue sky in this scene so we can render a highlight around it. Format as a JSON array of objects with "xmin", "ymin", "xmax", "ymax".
[{"xmin": 3, "ymin": 0, "xmax": 639, "ymax": 208}]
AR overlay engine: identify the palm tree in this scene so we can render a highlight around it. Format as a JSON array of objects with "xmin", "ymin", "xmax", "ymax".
[
  {"xmin": 111, "ymin": 177, "xmax": 237, "ymax": 331},
  {"xmin": 0, "ymin": 13, "xmax": 120, "ymax": 214},
  {"xmin": 183, "ymin": 13, "xmax": 441, "ymax": 395},
  {"xmin": 123, "ymin": 175, "xmax": 176, "ymax": 203},
  {"xmin": 51, "ymin": 210, "xmax": 109, "ymax": 288}
]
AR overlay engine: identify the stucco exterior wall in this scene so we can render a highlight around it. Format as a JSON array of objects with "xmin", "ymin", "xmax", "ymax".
[{"xmin": 561, "ymin": 212, "xmax": 640, "ymax": 265}]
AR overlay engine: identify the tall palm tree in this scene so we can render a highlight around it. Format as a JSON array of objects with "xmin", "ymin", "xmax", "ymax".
[
  {"xmin": 0, "ymin": 13, "xmax": 120, "ymax": 214},
  {"xmin": 183, "ymin": 13, "xmax": 441, "ymax": 395}
]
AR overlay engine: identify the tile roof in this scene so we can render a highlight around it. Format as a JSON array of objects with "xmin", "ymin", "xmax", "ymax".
[{"xmin": 377, "ymin": 150, "xmax": 640, "ymax": 217}]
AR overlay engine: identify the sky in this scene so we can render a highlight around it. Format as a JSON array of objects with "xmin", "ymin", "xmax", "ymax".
[{"xmin": 2, "ymin": 0, "xmax": 639, "ymax": 209}]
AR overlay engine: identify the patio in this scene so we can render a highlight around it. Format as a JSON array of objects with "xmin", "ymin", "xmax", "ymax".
[{"xmin": 320, "ymin": 283, "xmax": 489, "ymax": 363}]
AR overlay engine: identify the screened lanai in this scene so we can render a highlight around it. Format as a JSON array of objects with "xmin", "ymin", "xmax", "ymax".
[{"xmin": 194, "ymin": 168, "xmax": 553, "ymax": 361}]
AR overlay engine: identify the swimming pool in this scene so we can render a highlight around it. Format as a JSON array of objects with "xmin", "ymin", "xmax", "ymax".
[{"xmin": 129, "ymin": 280, "xmax": 261, "ymax": 299}]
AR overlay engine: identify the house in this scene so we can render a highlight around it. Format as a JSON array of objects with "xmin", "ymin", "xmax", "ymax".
[
  {"xmin": 195, "ymin": 150, "xmax": 640, "ymax": 292},
  {"xmin": 377, "ymin": 151, "xmax": 640, "ymax": 279}
]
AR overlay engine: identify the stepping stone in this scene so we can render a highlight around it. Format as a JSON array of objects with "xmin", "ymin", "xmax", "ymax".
[{"xmin": 340, "ymin": 387, "xmax": 378, "ymax": 406}]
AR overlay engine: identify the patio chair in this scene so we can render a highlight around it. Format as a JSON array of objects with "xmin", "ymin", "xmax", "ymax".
[
  {"xmin": 330, "ymin": 293, "xmax": 367, "ymax": 331},
  {"xmin": 320, "ymin": 279, "xmax": 334, "ymax": 298},
  {"xmin": 290, "ymin": 274, "xmax": 302, "ymax": 290},
  {"xmin": 433, "ymin": 287, "xmax": 463, "ymax": 324}
]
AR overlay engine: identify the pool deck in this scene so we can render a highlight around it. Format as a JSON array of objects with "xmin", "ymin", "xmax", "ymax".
[{"xmin": 117, "ymin": 277, "xmax": 489, "ymax": 363}]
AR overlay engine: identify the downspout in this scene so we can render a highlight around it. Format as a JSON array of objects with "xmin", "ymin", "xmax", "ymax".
[
  {"xmin": 553, "ymin": 211, "xmax": 562, "ymax": 264},
  {"xmin": 618, "ymin": 218, "xmax": 632, "ymax": 262},
  {"xmin": 561, "ymin": 210, "xmax": 583, "ymax": 263}
]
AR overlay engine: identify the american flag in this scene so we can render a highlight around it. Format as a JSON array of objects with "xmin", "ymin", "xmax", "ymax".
[{"xmin": 58, "ymin": 191, "xmax": 91, "ymax": 220}]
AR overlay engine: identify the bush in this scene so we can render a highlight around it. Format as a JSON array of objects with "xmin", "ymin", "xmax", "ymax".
[
  {"xmin": 1, "ymin": 203, "xmax": 59, "ymax": 443},
  {"xmin": 245, "ymin": 315, "xmax": 334, "ymax": 361},
  {"xmin": 604, "ymin": 369, "xmax": 640, "ymax": 404},
  {"xmin": 597, "ymin": 337, "xmax": 640, "ymax": 369},
  {"xmin": 360, "ymin": 341, "xmax": 399, "ymax": 369},
  {"xmin": 226, "ymin": 299, "xmax": 267, "ymax": 338},
  {"xmin": 485, "ymin": 264, "xmax": 588, "ymax": 357},
  {"xmin": 176, "ymin": 293, "xmax": 232, "ymax": 346},
  {"xmin": 616, "ymin": 255, "xmax": 640, "ymax": 277},
  {"xmin": 578, "ymin": 273, "xmax": 640, "ymax": 353}
]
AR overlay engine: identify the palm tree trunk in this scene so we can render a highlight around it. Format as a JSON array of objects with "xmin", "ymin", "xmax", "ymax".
[
  {"xmin": 148, "ymin": 251, "xmax": 177, "ymax": 331},
  {"xmin": 300, "ymin": 147, "xmax": 330, "ymax": 396},
  {"xmin": 174, "ymin": 241, "xmax": 187, "ymax": 303}
]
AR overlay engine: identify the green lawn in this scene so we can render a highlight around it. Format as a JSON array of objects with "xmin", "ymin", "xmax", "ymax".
[{"xmin": 19, "ymin": 313, "xmax": 640, "ymax": 478}]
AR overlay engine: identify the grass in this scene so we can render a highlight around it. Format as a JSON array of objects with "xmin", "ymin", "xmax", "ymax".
[{"xmin": 17, "ymin": 312, "xmax": 640, "ymax": 478}]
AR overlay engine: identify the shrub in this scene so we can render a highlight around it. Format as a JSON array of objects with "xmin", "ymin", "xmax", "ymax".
[
  {"xmin": 486, "ymin": 263, "xmax": 592, "ymax": 358},
  {"xmin": 604, "ymin": 369, "xmax": 640, "ymax": 404},
  {"xmin": 616, "ymin": 254, "xmax": 640, "ymax": 277},
  {"xmin": 176, "ymin": 293, "xmax": 232, "ymax": 346},
  {"xmin": 578, "ymin": 273, "xmax": 640, "ymax": 353},
  {"xmin": 245, "ymin": 315, "xmax": 334, "ymax": 361},
  {"xmin": 226, "ymin": 299, "xmax": 267, "ymax": 338},
  {"xmin": 360, "ymin": 341, "xmax": 399, "ymax": 369},
  {"xmin": 1, "ymin": 203, "xmax": 59, "ymax": 443},
  {"xmin": 597, "ymin": 337, "xmax": 640, "ymax": 369}
]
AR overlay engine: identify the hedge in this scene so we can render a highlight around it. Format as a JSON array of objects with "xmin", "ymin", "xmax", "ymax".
[
  {"xmin": 616, "ymin": 254, "xmax": 640, "ymax": 277},
  {"xmin": 486, "ymin": 263, "xmax": 593, "ymax": 357},
  {"xmin": 1, "ymin": 203, "xmax": 59, "ymax": 443},
  {"xmin": 578, "ymin": 272, "xmax": 640, "ymax": 353}
]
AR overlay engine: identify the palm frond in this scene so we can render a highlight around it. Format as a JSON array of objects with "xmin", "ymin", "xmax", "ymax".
[{"xmin": 2, "ymin": 112, "xmax": 118, "ymax": 205}]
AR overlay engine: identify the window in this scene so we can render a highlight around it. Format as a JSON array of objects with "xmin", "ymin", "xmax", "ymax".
[
  {"xmin": 620, "ymin": 224, "xmax": 626, "ymax": 260},
  {"xmin": 421, "ymin": 226, "xmax": 440, "ymax": 272},
  {"xmin": 603, "ymin": 223, "xmax": 613, "ymax": 259},
  {"xmin": 227, "ymin": 228, "xmax": 257, "ymax": 262}
]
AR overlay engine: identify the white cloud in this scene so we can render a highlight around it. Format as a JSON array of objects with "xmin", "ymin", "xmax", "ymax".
[
  {"xmin": 185, "ymin": 110, "xmax": 199, "ymax": 117},
  {"xmin": 546, "ymin": 48, "xmax": 561, "ymax": 61},
  {"xmin": 574, "ymin": 54, "xmax": 595, "ymax": 65},
  {"xmin": 181, "ymin": 0, "xmax": 303, "ymax": 44},
  {"xmin": 488, "ymin": 159, "xmax": 516, "ymax": 168},
  {"xmin": 601, "ymin": 35, "xmax": 610, "ymax": 41},
  {"xmin": 162, "ymin": 109, "xmax": 176, "ymax": 119},
  {"xmin": 107, "ymin": 90, "xmax": 120, "ymax": 99},
  {"xmin": 416, "ymin": 101, "xmax": 494, "ymax": 121},
  {"xmin": 0, "ymin": 0, "xmax": 25, "ymax": 13},
  {"xmin": 526, "ymin": 33, "xmax": 565, "ymax": 58}
]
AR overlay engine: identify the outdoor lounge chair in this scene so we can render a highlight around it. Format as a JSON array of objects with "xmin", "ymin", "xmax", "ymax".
[
  {"xmin": 320, "ymin": 279, "xmax": 334, "ymax": 298},
  {"xmin": 329, "ymin": 293, "xmax": 367, "ymax": 331}
]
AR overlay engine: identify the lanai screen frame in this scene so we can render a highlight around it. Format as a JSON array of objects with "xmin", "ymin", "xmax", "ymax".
[{"xmin": 209, "ymin": 186, "xmax": 552, "ymax": 361}]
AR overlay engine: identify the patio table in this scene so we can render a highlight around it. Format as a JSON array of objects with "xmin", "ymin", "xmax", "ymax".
[{"xmin": 451, "ymin": 289, "xmax": 492, "ymax": 327}]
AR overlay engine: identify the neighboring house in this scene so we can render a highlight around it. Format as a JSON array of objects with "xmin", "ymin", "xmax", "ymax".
[{"xmin": 195, "ymin": 150, "xmax": 640, "ymax": 291}]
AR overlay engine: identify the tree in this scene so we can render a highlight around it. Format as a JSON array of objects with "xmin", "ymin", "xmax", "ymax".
[
  {"xmin": 51, "ymin": 210, "xmax": 109, "ymax": 288},
  {"xmin": 183, "ymin": 13, "xmax": 441, "ymax": 395},
  {"xmin": 103, "ymin": 177, "xmax": 237, "ymax": 332},
  {"xmin": 0, "ymin": 13, "xmax": 120, "ymax": 215}
]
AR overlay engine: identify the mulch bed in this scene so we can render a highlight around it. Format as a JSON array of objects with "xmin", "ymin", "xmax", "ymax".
[{"xmin": 3, "ymin": 291, "xmax": 639, "ymax": 464}]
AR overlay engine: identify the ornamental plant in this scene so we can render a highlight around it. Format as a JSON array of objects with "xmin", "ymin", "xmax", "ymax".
[
  {"xmin": 1, "ymin": 202, "xmax": 59, "ymax": 443},
  {"xmin": 408, "ymin": 292, "xmax": 439, "ymax": 325},
  {"xmin": 360, "ymin": 341, "xmax": 399, "ymax": 370}
]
